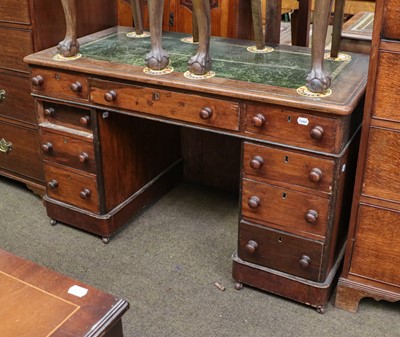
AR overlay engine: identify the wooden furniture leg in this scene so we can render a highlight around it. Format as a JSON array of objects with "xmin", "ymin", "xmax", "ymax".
[
  {"xmin": 306, "ymin": 0, "xmax": 333, "ymax": 93},
  {"xmin": 128, "ymin": 0, "xmax": 144, "ymax": 34},
  {"xmin": 330, "ymin": 0, "xmax": 346, "ymax": 58},
  {"xmin": 58, "ymin": 0, "xmax": 79, "ymax": 57},
  {"xmin": 251, "ymin": 0, "xmax": 265, "ymax": 49},
  {"xmin": 292, "ymin": 0, "xmax": 312, "ymax": 47},
  {"xmin": 265, "ymin": 0, "xmax": 282, "ymax": 44}
]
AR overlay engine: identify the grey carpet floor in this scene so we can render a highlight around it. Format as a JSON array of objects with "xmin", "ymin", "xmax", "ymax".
[{"xmin": 1, "ymin": 176, "xmax": 399, "ymax": 337}]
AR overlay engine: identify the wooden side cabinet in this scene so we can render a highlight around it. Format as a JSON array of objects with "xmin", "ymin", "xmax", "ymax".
[
  {"xmin": 335, "ymin": 0, "xmax": 400, "ymax": 313},
  {"xmin": 0, "ymin": 0, "xmax": 116, "ymax": 195}
]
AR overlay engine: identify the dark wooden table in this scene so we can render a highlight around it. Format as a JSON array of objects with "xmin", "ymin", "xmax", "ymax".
[{"xmin": 0, "ymin": 248, "xmax": 129, "ymax": 337}]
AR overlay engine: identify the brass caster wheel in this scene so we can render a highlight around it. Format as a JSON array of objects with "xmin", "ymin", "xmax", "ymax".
[
  {"xmin": 234, "ymin": 282, "xmax": 243, "ymax": 290},
  {"xmin": 101, "ymin": 237, "xmax": 110, "ymax": 244},
  {"xmin": 50, "ymin": 219, "xmax": 57, "ymax": 226},
  {"xmin": 316, "ymin": 305, "xmax": 326, "ymax": 314}
]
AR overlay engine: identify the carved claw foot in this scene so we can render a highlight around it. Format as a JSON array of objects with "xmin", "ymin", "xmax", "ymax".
[
  {"xmin": 145, "ymin": 49, "xmax": 170, "ymax": 71},
  {"xmin": 188, "ymin": 52, "xmax": 212, "ymax": 75},
  {"xmin": 57, "ymin": 38, "xmax": 80, "ymax": 57},
  {"xmin": 306, "ymin": 69, "xmax": 332, "ymax": 93}
]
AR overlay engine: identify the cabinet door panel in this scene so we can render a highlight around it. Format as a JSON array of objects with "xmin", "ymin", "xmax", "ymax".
[
  {"xmin": 382, "ymin": 0, "xmax": 400, "ymax": 40},
  {"xmin": 0, "ymin": 0, "xmax": 30, "ymax": 25}
]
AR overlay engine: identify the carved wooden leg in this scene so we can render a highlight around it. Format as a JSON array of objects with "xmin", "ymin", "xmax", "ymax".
[
  {"xmin": 251, "ymin": 0, "xmax": 265, "ymax": 49},
  {"xmin": 265, "ymin": 0, "xmax": 282, "ymax": 45},
  {"xmin": 58, "ymin": 0, "xmax": 80, "ymax": 57},
  {"xmin": 128, "ymin": 0, "xmax": 144, "ymax": 35},
  {"xmin": 187, "ymin": 0, "xmax": 211, "ymax": 75},
  {"xmin": 192, "ymin": 9, "xmax": 199, "ymax": 43},
  {"xmin": 330, "ymin": 0, "xmax": 345, "ymax": 58},
  {"xmin": 145, "ymin": 0, "xmax": 169, "ymax": 70},
  {"xmin": 306, "ymin": 0, "xmax": 333, "ymax": 93}
]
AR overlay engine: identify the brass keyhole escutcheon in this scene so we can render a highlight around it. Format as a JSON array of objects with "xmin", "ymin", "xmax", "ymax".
[
  {"xmin": 152, "ymin": 92, "xmax": 160, "ymax": 101},
  {"xmin": 0, "ymin": 138, "xmax": 12, "ymax": 154}
]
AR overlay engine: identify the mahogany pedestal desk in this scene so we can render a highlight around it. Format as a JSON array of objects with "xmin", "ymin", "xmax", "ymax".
[
  {"xmin": 0, "ymin": 248, "xmax": 129, "ymax": 337},
  {"xmin": 25, "ymin": 27, "xmax": 369, "ymax": 311}
]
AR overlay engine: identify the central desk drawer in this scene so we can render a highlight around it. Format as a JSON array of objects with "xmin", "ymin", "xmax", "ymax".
[
  {"xmin": 44, "ymin": 163, "xmax": 100, "ymax": 213},
  {"xmin": 90, "ymin": 79, "xmax": 240, "ymax": 131},
  {"xmin": 241, "ymin": 179, "xmax": 329, "ymax": 237},
  {"xmin": 238, "ymin": 220, "xmax": 324, "ymax": 282}
]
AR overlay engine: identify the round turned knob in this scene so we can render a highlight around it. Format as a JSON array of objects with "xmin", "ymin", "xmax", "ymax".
[
  {"xmin": 79, "ymin": 115, "xmax": 91, "ymax": 126},
  {"xmin": 199, "ymin": 107, "xmax": 213, "ymax": 119},
  {"xmin": 247, "ymin": 196, "xmax": 260, "ymax": 209},
  {"xmin": 244, "ymin": 240, "xmax": 258, "ymax": 254},
  {"xmin": 79, "ymin": 152, "xmax": 89, "ymax": 163},
  {"xmin": 104, "ymin": 91, "xmax": 117, "ymax": 102},
  {"xmin": 251, "ymin": 114, "xmax": 266, "ymax": 128},
  {"xmin": 299, "ymin": 255, "xmax": 311, "ymax": 268},
  {"xmin": 31, "ymin": 75, "xmax": 44, "ymax": 86},
  {"xmin": 308, "ymin": 168, "xmax": 323, "ymax": 183},
  {"xmin": 41, "ymin": 142, "xmax": 53, "ymax": 153},
  {"xmin": 79, "ymin": 188, "xmax": 91, "ymax": 199},
  {"xmin": 70, "ymin": 81, "xmax": 82, "ymax": 92},
  {"xmin": 47, "ymin": 180, "xmax": 58, "ymax": 190},
  {"xmin": 44, "ymin": 107, "xmax": 55, "ymax": 116},
  {"xmin": 305, "ymin": 210, "xmax": 319, "ymax": 224},
  {"xmin": 310, "ymin": 126, "xmax": 324, "ymax": 140},
  {"xmin": 250, "ymin": 156, "xmax": 264, "ymax": 170}
]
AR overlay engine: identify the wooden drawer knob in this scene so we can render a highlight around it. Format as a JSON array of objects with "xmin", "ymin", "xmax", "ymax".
[
  {"xmin": 244, "ymin": 240, "xmax": 258, "ymax": 254},
  {"xmin": 299, "ymin": 255, "xmax": 311, "ymax": 268},
  {"xmin": 47, "ymin": 180, "xmax": 58, "ymax": 189},
  {"xmin": 41, "ymin": 142, "xmax": 53, "ymax": 153},
  {"xmin": 80, "ymin": 116, "xmax": 91, "ymax": 126},
  {"xmin": 104, "ymin": 91, "xmax": 117, "ymax": 102},
  {"xmin": 79, "ymin": 188, "xmax": 91, "ymax": 199},
  {"xmin": 70, "ymin": 81, "xmax": 82, "ymax": 92},
  {"xmin": 250, "ymin": 156, "xmax": 264, "ymax": 169},
  {"xmin": 32, "ymin": 75, "xmax": 44, "ymax": 86},
  {"xmin": 199, "ymin": 107, "xmax": 213, "ymax": 119},
  {"xmin": 308, "ymin": 168, "xmax": 323, "ymax": 183},
  {"xmin": 251, "ymin": 114, "xmax": 266, "ymax": 128},
  {"xmin": 247, "ymin": 196, "xmax": 260, "ymax": 209},
  {"xmin": 310, "ymin": 126, "xmax": 324, "ymax": 140},
  {"xmin": 44, "ymin": 107, "xmax": 55, "ymax": 116},
  {"xmin": 305, "ymin": 210, "xmax": 319, "ymax": 224},
  {"xmin": 79, "ymin": 152, "xmax": 89, "ymax": 163}
]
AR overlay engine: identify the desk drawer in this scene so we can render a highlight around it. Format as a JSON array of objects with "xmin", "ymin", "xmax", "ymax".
[
  {"xmin": 0, "ymin": 0, "xmax": 30, "ymax": 24},
  {"xmin": 0, "ymin": 121, "xmax": 43, "ymax": 181},
  {"xmin": 238, "ymin": 220, "xmax": 324, "ymax": 282},
  {"xmin": 382, "ymin": 0, "xmax": 400, "ymax": 40},
  {"xmin": 241, "ymin": 179, "xmax": 329, "ymax": 237},
  {"xmin": 30, "ymin": 68, "xmax": 89, "ymax": 101},
  {"xmin": 39, "ymin": 101, "xmax": 93, "ymax": 133},
  {"xmin": 243, "ymin": 142, "xmax": 335, "ymax": 193},
  {"xmin": 245, "ymin": 103, "xmax": 340, "ymax": 152},
  {"xmin": 90, "ymin": 79, "xmax": 240, "ymax": 131},
  {"xmin": 0, "ymin": 27, "xmax": 33, "ymax": 72},
  {"xmin": 372, "ymin": 52, "xmax": 400, "ymax": 122},
  {"xmin": 44, "ymin": 163, "xmax": 100, "ymax": 213},
  {"xmin": 41, "ymin": 129, "xmax": 96, "ymax": 174},
  {"xmin": 0, "ymin": 72, "xmax": 35, "ymax": 124}
]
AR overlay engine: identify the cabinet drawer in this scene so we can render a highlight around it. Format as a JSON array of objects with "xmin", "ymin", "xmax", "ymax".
[
  {"xmin": 373, "ymin": 52, "xmax": 400, "ymax": 122},
  {"xmin": 362, "ymin": 127, "xmax": 400, "ymax": 203},
  {"xmin": 238, "ymin": 220, "xmax": 324, "ymax": 281},
  {"xmin": 382, "ymin": 0, "xmax": 400, "ymax": 40},
  {"xmin": 243, "ymin": 142, "xmax": 335, "ymax": 193},
  {"xmin": 40, "ymin": 101, "xmax": 93, "ymax": 133},
  {"xmin": 0, "ymin": 72, "xmax": 35, "ymax": 124},
  {"xmin": 241, "ymin": 179, "xmax": 329, "ymax": 237},
  {"xmin": 30, "ymin": 68, "xmax": 89, "ymax": 101},
  {"xmin": 245, "ymin": 103, "xmax": 341, "ymax": 152},
  {"xmin": 350, "ymin": 204, "xmax": 400, "ymax": 286},
  {"xmin": 0, "ymin": 121, "xmax": 43, "ymax": 181},
  {"xmin": 90, "ymin": 79, "xmax": 240, "ymax": 131},
  {"xmin": 0, "ymin": 0, "xmax": 31, "ymax": 24},
  {"xmin": 41, "ymin": 129, "xmax": 96, "ymax": 174},
  {"xmin": 0, "ymin": 27, "xmax": 33, "ymax": 72},
  {"xmin": 44, "ymin": 163, "xmax": 100, "ymax": 213}
]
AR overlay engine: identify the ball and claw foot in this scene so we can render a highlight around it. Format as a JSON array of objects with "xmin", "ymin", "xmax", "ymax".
[
  {"xmin": 306, "ymin": 70, "xmax": 332, "ymax": 94},
  {"xmin": 57, "ymin": 38, "xmax": 80, "ymax": 57},
  {"xmin": 50, "ymin": 219, "xmax": 57, "ymax": 226},
  {"xmin": 145, "ymin": 50, "xmax": 170, "ymax": 71},
  {"xmin": 234, "ymin": 282, "xmax": 243, "ymax": 290},
  {"xmin": 188, "ymin": 53, "xmax": 212, "ymax": 75},
  {"xmin": 102, "ymin": 237, "xmax": 110, "ymax": 244},
  {"xmin": 316, "ymin": 305, "xmax": 326, "ymax": 314}
]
